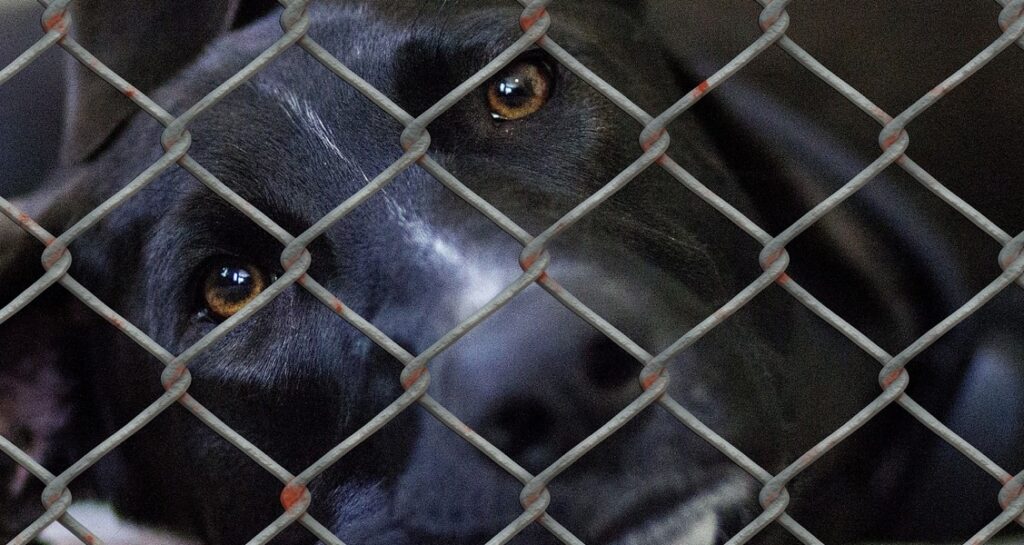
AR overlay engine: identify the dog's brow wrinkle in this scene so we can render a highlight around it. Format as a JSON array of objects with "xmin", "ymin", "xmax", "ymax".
[{"xmin": 252, "ymin": 81, "xmax": 372, "ymax": 183}]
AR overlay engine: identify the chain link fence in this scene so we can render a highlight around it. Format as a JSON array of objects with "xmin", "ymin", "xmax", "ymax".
[{"xmin": 1, "ymin": 0, "xmax": 1023, "ymax": 544}]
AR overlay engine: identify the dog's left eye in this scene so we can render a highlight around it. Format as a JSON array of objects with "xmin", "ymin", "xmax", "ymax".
[
  {"xmin": 486, "ymin": 59, "xmax": 553, "ymax": 121},
  {"xmin": 201, "ymin": 260, "xmax": 268, "ymax": 321}
]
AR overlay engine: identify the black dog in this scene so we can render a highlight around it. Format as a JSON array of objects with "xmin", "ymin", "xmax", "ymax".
[{"xmin": 2, "ymin": 1, "xmax": 1022, "ymax": 544}]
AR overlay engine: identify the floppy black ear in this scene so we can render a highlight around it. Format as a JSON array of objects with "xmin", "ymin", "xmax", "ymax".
[
  {"xmin": 63, "ymin": 0, "xmax": 258, "ymax": 163},
  {"xmin": 0, "ymin": 190, "xmax": 94, "ymax": 540}
]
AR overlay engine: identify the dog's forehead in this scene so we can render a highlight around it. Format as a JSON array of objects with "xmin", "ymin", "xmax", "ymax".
[
  {"xmin": 162, "ymin": 3, "xmax": 643, "ymax": 215},
  {"xmin": 222, "ymin": 2, "xmax": 632, "ymax": 93}
]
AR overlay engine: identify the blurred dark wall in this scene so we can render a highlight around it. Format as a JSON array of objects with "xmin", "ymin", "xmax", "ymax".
[
  {"xmin": 648, "ymin": 0, "xmax": 1024, "ymax": 237},
  {"xmin": 0, "ymin": 1, "xmax": 66, "ymax": 197}
]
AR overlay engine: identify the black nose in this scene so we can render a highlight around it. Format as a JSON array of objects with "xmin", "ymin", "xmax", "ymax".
[{"xmin": 432, "ymin": 284, "xmax": 650, "ymax": 472}]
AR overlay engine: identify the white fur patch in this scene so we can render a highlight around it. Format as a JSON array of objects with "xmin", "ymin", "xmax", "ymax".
[
  {"xmin": 615, "ymin": 471, "xmax": 754, "ymax": 545},
  {"xmin": 380, "ymin": 192, "xmax": 515, "ymax": 319},
  {"xmin": 670, "ymin": 511, "xmax": 718, "ymax": 545},
  {"xmin": 37, "ymin": 501, "xmax": 199, "ymax": 545},
  {"xmin": 257, "ymin": 83, "xmax": 372, "ymax": 185}
]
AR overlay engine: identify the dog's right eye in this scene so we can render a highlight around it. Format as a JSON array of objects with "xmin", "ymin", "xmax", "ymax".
[
  {"xmin": 201, "ymin": 259, "xmax": 269, "ymax": 321},
  {"xmin": 486, "ymin": 58, "xmax": 554, "ymax": 121}
]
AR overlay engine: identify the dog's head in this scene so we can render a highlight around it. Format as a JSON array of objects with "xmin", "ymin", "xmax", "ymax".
[{"xmin": 1, "ymin": 2, "xmax": 970, "ymax": 544}]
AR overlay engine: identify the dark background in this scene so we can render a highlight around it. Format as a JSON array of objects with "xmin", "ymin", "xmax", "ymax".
[{"xmin": 650, "ymin": 0, "xmax": 1024, "ymax": 235}]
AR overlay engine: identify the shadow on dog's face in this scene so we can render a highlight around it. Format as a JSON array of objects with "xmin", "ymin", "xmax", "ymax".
[{"xmin": 0, "ymin": 2, "xmax": 977, "ymax": 545}]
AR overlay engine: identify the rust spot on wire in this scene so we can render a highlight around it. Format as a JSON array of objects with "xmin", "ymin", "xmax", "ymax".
[
  {"xmin": 881, "ymin": 369, "xmax": 905, "ymax": 389},
  {"xmin": 42, "ymin": 246, "xmax": 66, "ymax": 268},
  {"xmin": 521, "ymin": 490, "xmax": 543, "ymax": 507},
  {"xmin": 42, "ymin": 12, "xmax": 65, "ymax": 32},
  {"xmin": 640, "ymin": 370, "xmax": 662, "ymax": 390},
  {"xmin": 162, "ymin": 365, "xmax": 189, "ymax": 391},
  {"xmin": 880, "ymin": 128, "xmax": 905, "ymax": 150},
  {"xmin": 280, "ymin": 483, "xmax": 307, "ymax": 510},
  {"xmin": 999, "ymin": 480, "xmax": 1022, "ymax": 510},
  {"xmin": 520, "ymin": 253, "xmax": 539, "ymax": 270},
  {"xmin": 402, "ymin": 367, "xmax": 426, "ymax": 390},
  {"xmin": 43, "ymin": 491, "xmax": 62, "ymax": 507},
  {"xmin": 641, "ymin": 128, "xmax": 665, "ymax": 151},
  {"xmin": 519, "ymin": 8, "xmax": 547, "ymax": 31}
]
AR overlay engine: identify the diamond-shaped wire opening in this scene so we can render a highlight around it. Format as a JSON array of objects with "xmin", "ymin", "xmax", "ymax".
[{"xmin": 783, "ymin": 0, "xmax": 1011, "ymax": 112}]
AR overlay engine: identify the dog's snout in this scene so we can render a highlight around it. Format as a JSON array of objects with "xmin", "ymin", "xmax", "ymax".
[
  {"xmin": 479, "ymin": 333, "xmax": 641, "ymax": 466},
  {"xmin": 390, "ymin": 269, "xmax": 680, "ymax": 538},
  {"xmin": 430, "ymin": 281, "xmax": 652, "ymax": 471}
]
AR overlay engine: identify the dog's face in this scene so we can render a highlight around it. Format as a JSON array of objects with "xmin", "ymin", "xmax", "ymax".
[{"xmin": 0, "ymin": 2, "xmax": 991, "ymax": 545}]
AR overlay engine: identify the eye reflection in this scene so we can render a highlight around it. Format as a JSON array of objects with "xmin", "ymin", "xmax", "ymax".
[
  {"xmin": 486, "ymin": 60, "xmax": 553, "ymax": 121},
  {"xmin": 219, "ymin": 267, "xmax": 252, "ymax": 287},
  {"xmin": 202, "ymin": 260, "xmax": 268, "ymax": 321}
]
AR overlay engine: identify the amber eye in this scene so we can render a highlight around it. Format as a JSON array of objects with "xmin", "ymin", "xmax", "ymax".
[
  {"xmin": 486, "ymin": 59, "xmax": 553, "ymax": 121},
  {"xmin": 202, "ymin": 260, "xmax": 267, "ymax": 320}
]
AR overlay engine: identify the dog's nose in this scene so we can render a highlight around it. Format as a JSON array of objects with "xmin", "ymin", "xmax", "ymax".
[
  {"xmin": 481, "ymin": 336, "xmax": 640, "ymax": 461},
  {"xmin": 434, "ymin": 283, "xmax": 650, "ymax": 472}
]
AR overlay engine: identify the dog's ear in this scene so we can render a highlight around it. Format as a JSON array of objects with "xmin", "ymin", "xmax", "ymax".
[
  {"xmin": 0, "ymin": 189, "xmax": 96, "ymax": 537},
  {"xmin": 63, "ymin": 0, "xmax": 277, "ymax": 163}
]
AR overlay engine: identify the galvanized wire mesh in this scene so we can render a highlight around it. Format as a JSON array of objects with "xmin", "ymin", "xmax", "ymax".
[{"xmin": 1, "ymin": 0, "xmax": 1023, "ymax": 544}]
